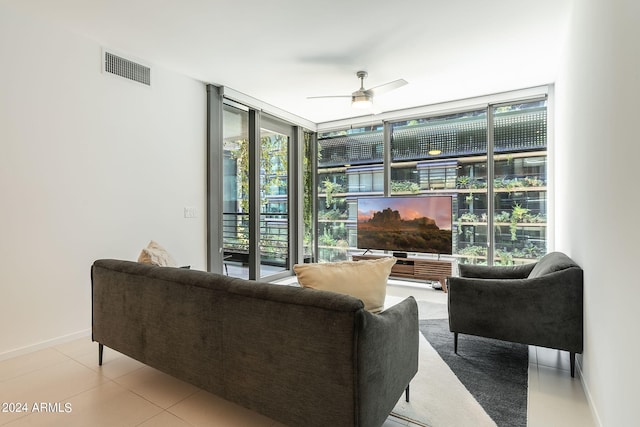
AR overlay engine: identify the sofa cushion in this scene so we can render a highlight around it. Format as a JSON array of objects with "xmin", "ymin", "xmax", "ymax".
[
  {"xmin": 528, "ymin": 251, "xmax": 579, "ymax": 279},
  {"xmin": 137, "ymin": 240, "xmax": 177, "ymax": 267},
  {"xmin": 293, "ymin": 257, "xmax": 396, "ymax": 313}
]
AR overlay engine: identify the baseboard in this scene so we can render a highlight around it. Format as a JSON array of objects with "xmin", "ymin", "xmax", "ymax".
[
  {"xmin": 576, "ymin": 356, "xmax": 604, "ymax": 427},
  {"xmin": 0, "ymin": 329, "xmax": 91, "ymax": 362}
]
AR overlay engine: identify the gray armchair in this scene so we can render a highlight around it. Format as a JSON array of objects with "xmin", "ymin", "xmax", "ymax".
[{"xmin": 447, "ymin": 252, "xmax": 583, "ymax": 376}]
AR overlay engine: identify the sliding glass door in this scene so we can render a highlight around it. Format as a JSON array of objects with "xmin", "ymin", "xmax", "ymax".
[
  {"xmin": 222, "ymin": 103, "xmax": 250, "ymax": 278},
  {"xmin": 221, "ymin": 101, "xmax": 293, "ymax": 280},
  {"xmin": 259, "ymin": 120, "xmax": 291, "ymax": 278}
]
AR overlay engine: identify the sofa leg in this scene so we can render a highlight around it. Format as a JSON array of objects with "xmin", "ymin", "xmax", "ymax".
[
  {"xmin": 454, "ymin": 332, "xmax": 458, "ymax": 354},
  {"xmin": 98, "ymin": 343, "xmax": 104, "ymax": 366},
  {"xmin": 570, "ymin": 352, "xmax": 576, "ymax": 378},
  {"xmin": 405, "ymin": 385, "xmax": 410, "ymax": 402}
]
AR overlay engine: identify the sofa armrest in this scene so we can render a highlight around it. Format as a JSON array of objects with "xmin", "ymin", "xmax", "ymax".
[
  {"xmin": 458, "ymin": 261, "xmax": 536, "ymax": 279},
  {"xmin": 356, "ymin": 297, "xmax": 419, "ymax": 427},
  {"xmin": 448, "ymin": 268, "xmax": 583, "ymax": 353}
]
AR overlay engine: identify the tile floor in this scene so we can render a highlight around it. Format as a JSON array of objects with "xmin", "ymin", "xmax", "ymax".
[{"xmin": 0, "ymin": 281, "xmax": 596, "ymax": 427}]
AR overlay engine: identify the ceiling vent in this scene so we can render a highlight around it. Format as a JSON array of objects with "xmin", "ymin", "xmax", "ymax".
[{"xmin": 103, "ymin": 50, "xmax": 151, "ymax": 86}]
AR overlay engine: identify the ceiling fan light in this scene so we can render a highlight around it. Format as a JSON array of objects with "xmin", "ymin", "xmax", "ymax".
[{"xmin": 352, "ymin": 94, "xmax": 372, "ymax": 109}]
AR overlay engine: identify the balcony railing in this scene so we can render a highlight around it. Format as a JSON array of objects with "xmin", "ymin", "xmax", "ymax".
[{"xmin": 222, "ymin": 212, "xmax": 288, "ymax": 267}]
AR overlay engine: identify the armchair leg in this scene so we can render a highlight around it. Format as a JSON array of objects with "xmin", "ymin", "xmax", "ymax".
[
  {"xmin": 98, "ymin": 343, "xmax": 104, "ymax": 366},
  {"xmin": 405, "ymin": 385, "xmax": 410, "ymax": 402},
  {"xmin": 570, "ymin": 352, "xmax": 576, "ymax": 378},
  {"xmin": 454, "ymin": 332, "xmax": 458, "ymax": 354}
]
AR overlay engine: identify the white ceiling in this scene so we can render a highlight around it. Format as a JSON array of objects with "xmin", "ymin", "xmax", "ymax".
[{"xmin": 3, "ymin": 0, "xmax": 573, "ymax": 124}]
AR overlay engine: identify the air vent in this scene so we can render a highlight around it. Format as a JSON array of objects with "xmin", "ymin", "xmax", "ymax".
[{"xmin": 103, "ymin": 51, "xmax": 151, "ymax": 86}]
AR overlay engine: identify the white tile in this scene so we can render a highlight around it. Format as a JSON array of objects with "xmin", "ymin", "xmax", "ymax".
[
  {"xmin": 114, "ymin": 366, "xmax": 199, "ymax": 409},
  {"xmin": 0, "ymin": 359, "xmax": 106, "ymax": 403},
  {"xmin": 387, "ymin": 282, "xmax": 447, "ymax": 304},
  {"xmin": 137, "ymin": 410, "xmax": 194, "ymax": 427},
  {"xmin": 383, "ymin": 415, "xmax": 410, "ymax": 426},
  {"xmin": 0, "ymin": 348, "xmax": 69, "ymax": 383},
  {"xmin": 534, "ymin": 346, "xmax": 572, "ymax": 372},
  {"xmin": 168, "ymin": 390, "xmax": 275, "ymax": 427},
  {"xmin": 72, "ymin": 348, "xmax": 146, "ymax": 380},
  {"xmin": 0, "ymin": 359, "xmax": 107, "ymax": 425},
  {"xmin": 0, "ymin": 407, "xmax": 30, "ymax": 426},
  {"xmin": 528, "ymin": 345, "xmax": 538, "ymax": 365},
  {"xmin": 527, "ymin": 361, "xmax": 540, "ymax": 391},
  {"xmin": 53, "ymin": 337, "xmax": 96, "ymax": 360},
  {"xmin": 528, "ymin": 363, "xmax": 596, "ymax": 427},
  {"xmin": 3, "ymin": 381, "xmax": 163, "ymax": 427}
]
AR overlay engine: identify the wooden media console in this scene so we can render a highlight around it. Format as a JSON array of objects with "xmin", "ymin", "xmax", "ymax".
[{"xmin": 351, "ymin": 255, "xmax": 453, "ymax": 292}]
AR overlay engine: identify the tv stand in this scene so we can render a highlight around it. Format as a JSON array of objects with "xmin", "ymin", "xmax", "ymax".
[{"xmin": 351, "ymin": 255, "xmax": 453, "ymax": 292}]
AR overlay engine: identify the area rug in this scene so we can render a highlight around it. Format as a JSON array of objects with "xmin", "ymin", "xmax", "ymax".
[
  {"xmin": 390, "ymin": 305, "xmax": 528, "ymax": 427},
  {"xmin": 421, "ymin": 319, "xmax": 528, "ymax": 426}
]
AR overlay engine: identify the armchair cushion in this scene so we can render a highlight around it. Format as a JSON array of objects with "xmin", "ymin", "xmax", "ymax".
[
  {"xmin": 528, "ymin": 251, "xmax": 579, "ymax": 278},
  {"xmin": 459, "ymin": 262, "xmax": 535, "ymax": 279}
]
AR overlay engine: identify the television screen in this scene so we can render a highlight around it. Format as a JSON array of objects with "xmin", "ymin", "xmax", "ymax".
[{"xmin": 357, "ymin": 196, "xmax": 453, "ymax": 255}]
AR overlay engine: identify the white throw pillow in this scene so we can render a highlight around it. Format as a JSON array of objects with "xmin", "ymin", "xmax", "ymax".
[
  {"xmin": 137, "ymin": 240, "xmax": 177, "ymax": 267},
  {"xmin": 293, "ymin": 257, "xmax": 396, "ymax": 313}
]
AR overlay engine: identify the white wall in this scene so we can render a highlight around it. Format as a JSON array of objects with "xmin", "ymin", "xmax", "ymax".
[
  {"xmin": 555, "ymin": 0, "xmax": 640, "ymax": 425},
  {"xmin": 0, "ymin": 6, "xmax": 207, "ymax": 358}
]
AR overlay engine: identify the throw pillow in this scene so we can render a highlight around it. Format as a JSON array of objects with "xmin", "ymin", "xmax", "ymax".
[
  {"xmin": 137, "ymin": 240, "xmax": 177, "ymax": 267},
  {"xmin": 293, "ymin": 257, "xmax": 397, "ymax": 313}
]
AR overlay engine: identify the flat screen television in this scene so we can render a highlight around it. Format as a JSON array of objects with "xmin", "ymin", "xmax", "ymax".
[{"xmin": 357, "ymin": 196, "xmax": 453, "ymax": 255}]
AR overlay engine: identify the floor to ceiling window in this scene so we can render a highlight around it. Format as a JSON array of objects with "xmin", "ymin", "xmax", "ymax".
[
  {"xmin": 490, "ymin": 101, "xmax": 547, "ymax": 264},
  {"xmin": 317, "ymin": 125, "xmax": 384, "ymax": 262},
  {"xmin": 389, "ymin": 109, "xmax": 489, "ymax": 263},
  {"xmin": 316, "ymin": 97, "xmax": 548, "ymax": 266},
  {"xmin": 212, "ymin": 87, "xmax": 548, "ymax": 274}
]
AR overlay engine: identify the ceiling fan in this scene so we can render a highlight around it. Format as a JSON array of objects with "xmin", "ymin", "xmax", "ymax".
[{"xmin": 308, "ymin": 71, "xmax": 408, "ymax": 109}]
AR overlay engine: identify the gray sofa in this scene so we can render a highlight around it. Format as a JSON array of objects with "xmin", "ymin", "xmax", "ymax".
[
  {"xmin": 447, "ymin": 252, "xmax": 583, "ymax": 376},
  {"xmin": 91, "ymin": 259, "xmax": 419, "ymax": 427}
]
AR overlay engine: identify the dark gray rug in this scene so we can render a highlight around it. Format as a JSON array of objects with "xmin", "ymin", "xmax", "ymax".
[{"xmin": 420, "ymin": 319, "xmax": 528, "ymax": 427}]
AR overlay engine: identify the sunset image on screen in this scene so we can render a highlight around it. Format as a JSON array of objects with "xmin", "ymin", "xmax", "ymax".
[{"xmin": 357, "ymin": 196, "xmax": 453, "ymax": 254}]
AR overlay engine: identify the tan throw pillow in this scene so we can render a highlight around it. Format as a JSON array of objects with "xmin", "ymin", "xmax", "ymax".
[
  {"xmin": 293, "ymin": 257, "xmax": 396, "ymax": 313},
  {"xmin": 137, "ymin": 240, "xmax": 177, "ymax": 267}
]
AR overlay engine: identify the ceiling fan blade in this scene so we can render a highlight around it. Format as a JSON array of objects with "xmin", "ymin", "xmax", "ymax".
[
  {"xmin": 368, "ymin": 78, "xmax": 408, "ymax": 96},
  {"xmin": 307, "ymin": 95, "xmax": 352, "ymax": 99}
]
